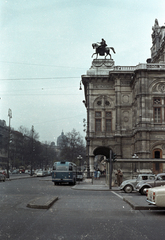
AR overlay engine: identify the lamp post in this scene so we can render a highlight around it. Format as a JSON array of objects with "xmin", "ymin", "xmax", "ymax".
[
  {"xmin": 77, "ymin": 155, "xmax": 82, "ymax": 171},
  {"xmin": 77, "ymin": 155, "xmax": 83, "ymax": 182},
  {"xmin": 7, "ymin": 108, "xmax": 12, "ymax": 178},
  {"xmin": 132, "ymin": 153, "xmax": 138, "ymax": 176},
  {"xmin": 79, "ymin": 80, "xmax": 90, "ymax": 178}
]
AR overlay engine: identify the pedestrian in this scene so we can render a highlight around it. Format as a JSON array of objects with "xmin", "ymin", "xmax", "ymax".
[
  {"xmin": 94, "ymin": 169, "xmax": 97, "ymax": 180},
  {"xmin": 115, "ymin": 169, "xmax": 123, "ymax": 186},
  {"xmin": 97, "ymin": 169, "xmax": 101, "ymax": 180}
]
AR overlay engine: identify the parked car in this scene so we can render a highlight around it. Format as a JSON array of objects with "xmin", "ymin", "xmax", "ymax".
[
  {"xmin": 77, "ymin": 171, "xmax": 83, "ymax": 181},
  {"xmin": 136, "ymin": 173, "xmax": 165, "ymax": 195},
  {"xmin": 36, "ymin": 170, "xmax": 48, "ymax": 177},
  {"xmin": 12, "ymin": 169, "xmax": 19, "ymax": 174},
  {"xmin": 0, "ymin": 170, "xmax": 7, "ymax": 176},
  {"xmin": 19, "ymin": 169, "xmax": 25, "ymax": 174},
  {"xmin": 28, "ymin": 170, "xmax": 35, "ymax": 175},
  {"xmin": 146, "ymin": 186, "xmax": 165, "ymax": 207},
  {"xmin": 0, "ymin": 172, "xmax": 6, "ymax": 182},
  {"xmin": 119, "ymin": 174, "xmax": 155, "ymax": 193}
]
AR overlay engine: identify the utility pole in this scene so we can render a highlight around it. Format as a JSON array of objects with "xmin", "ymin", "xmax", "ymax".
[{"xmin": 7, "ymin": 109, "xmax": 12, "ymax": 178}]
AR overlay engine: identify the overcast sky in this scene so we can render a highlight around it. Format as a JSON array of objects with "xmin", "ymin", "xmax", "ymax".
[{"xmin": 0, "ymin": 0, "xmax": 165, "ymax": 144}]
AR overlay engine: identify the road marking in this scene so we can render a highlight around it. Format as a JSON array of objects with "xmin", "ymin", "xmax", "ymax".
[{"xmin": 111, "ymin": 191, "xmax": 123, "ymax": 199}]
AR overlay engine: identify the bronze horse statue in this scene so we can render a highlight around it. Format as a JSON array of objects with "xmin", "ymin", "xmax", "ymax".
[{"xmin": 92, "ymin": 43, "xmax": 116, "ymax": 59}]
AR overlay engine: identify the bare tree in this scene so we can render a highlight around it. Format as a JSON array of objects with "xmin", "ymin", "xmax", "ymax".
[{"xmin": 59, "ymin": 129, "xmax": 86, "ymax": 164}]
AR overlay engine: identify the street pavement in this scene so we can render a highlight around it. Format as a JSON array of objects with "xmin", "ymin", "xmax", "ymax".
[
  {"xmin": 73, "ymin": 177, "xmax": 165, "ymax": 210},
  {"xmin": 7, "ymin": 174, "xmax": 165, "ymax": 210}
]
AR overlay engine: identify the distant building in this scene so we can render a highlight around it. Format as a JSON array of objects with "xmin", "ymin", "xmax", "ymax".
[
  {"xmin": 57, "ymin": 131, "xmax": 67, "ymax": 150},
  {"xmin": 82, "ymin": 19, "xmax": 165, "ymax": 174}
]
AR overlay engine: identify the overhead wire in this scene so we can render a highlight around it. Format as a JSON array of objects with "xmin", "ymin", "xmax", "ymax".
[
  {"xmin": 0, "ymin": 77, "xmax": 80, "ymax": 81},
  {"xmin": 0, "ymin": 60, "xmax": 88, "ymax": 70}
]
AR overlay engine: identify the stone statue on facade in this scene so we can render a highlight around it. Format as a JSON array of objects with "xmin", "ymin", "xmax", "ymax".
[
  {"xmin": 92, "ymin": 38, "xmax": 116, "ymax": 59},
  {"xmin": 152, "ymin": 19, "xmax": 160, "ymax": 42}
]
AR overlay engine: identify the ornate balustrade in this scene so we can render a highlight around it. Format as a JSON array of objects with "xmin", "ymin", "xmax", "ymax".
[{"xmin": 114, "ymin": 63, "xmax": 165, "ymax": 71}]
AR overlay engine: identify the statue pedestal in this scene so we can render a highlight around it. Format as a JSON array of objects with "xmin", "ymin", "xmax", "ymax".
[{"xmin": 87, "ymin": 59, "xmax": 115, "ymax": 76}]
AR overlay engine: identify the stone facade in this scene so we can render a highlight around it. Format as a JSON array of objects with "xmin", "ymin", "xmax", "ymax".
[{"xmin": 82, "ymin": 20, "xmax": 165, "ymax": 173}]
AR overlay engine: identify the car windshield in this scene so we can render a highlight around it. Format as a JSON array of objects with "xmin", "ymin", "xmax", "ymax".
[
  {"xmin": 157, "ymin": 176, "xmax": 165, "ymax": 180},
  {"xmin": 149, "ymin": 176, "xmax": 155, "ymax": 180}
]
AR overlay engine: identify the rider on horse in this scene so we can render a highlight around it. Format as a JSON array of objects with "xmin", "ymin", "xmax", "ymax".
[
  {"xmin": 97, "ymin": 38, "xmax": 107, "ymax": 55},
  {"xmin": 97, "ymin": 38, "xmax": 107, "ymax": 51},
  {"xmin": 92, "ymin": 39, "xmax": 116, "ymax": 59}
]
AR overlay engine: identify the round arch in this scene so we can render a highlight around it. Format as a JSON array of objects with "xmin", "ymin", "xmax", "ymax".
[{"xmin": 93, "ymin": 146, "xmax": 112, "ymax": 158}]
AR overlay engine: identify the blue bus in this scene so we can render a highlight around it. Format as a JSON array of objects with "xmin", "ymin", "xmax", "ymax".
[{"xmin": 52, "ymin": 161, "xmax": 77, "ymax": 185}]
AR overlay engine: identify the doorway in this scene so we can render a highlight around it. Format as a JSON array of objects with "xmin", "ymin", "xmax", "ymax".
[{"xmin": 153, "ymin": 148, "xmax": 162, "ymax": 173}]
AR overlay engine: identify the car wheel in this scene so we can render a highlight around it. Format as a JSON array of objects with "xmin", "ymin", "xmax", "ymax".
[
  {"xmin": 140, "ymin": 186, "xmax": 149, "ymax": 195},
  {"xmin": 124, "ymin": 185, "xmax": 133, "ymax": 193}
]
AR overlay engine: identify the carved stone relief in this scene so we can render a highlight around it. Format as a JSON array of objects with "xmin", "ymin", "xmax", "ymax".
[
  {"xmin": 93, "ymin": 83, "xmax": 114, "ymax": 89},
  {"xmin": 122, "ymin": 94, "xmax": 130, "ymax": 103},
  {"xmin": 121, "ymin": 80, "xmax": 131, "ymax": 86},
  {"xmin": 93, "ymin": 95, "xmax": 114, "ymax": 108},
  {"xmin": 152, "ymin": 81, "xmax": 165, "ymax": 93},
  {"xmin": 122, "ymin": 110, "xmax": 131, "ymax": 129}
]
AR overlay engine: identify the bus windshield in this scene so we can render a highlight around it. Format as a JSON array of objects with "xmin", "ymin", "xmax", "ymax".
[{"xmin": 56, "ymin": 166, "xmax": 68, "ymax": 171}]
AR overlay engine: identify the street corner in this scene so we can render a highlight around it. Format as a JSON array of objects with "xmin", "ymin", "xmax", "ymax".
[{"xmin": 27, "ymin": 196, "xmax": 58, "ymax": 209}]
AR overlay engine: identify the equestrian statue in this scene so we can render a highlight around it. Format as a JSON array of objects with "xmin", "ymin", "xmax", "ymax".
[{"xmin": 92, "ymin": 38, "xmax": 116, "ymax": 59}]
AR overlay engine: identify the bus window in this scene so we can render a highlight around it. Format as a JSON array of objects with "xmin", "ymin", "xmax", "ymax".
[{"xmin": 69, "ymin": 166, "xmax": 72, "ymax": 171}]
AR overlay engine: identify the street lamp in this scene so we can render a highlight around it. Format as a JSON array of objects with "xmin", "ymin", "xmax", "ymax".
[
  {"xmin": 77, "ymin": 155, "xmax": 82, "ymax": 171},
  {"xmin": 7, "ymin": 108, "xmax": 12, "ymax": 178},
  {"xmin": 79, "ymin": 80, "xmax": 90, "ymax": 178},
  {"xmin": 132, "ymin": 153, "xmax": 138, "ymax": 175}
]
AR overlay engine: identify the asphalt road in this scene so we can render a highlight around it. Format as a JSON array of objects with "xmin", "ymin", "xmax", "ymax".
[{"xmin": 1, "ymin": 177, "xmax": 165, "ymax": 240}]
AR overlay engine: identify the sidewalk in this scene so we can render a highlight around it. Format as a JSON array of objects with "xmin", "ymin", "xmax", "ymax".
[{"xmin": 72, "ymin": 177, "xmax": 119, "ymax": 191}]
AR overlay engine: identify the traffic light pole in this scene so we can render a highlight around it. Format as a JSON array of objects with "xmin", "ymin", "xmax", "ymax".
[{"xmin": 109, "ymin": 150, "xmax": 113, "ymax": 190}]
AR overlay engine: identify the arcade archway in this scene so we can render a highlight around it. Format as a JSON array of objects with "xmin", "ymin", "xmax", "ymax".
[
  {"xmin": 93, "ymin": 146, "xmax": 112, "ymax": 159},
  {"xmin": 93, "ymin": 146, "xmax": 112, "ymax": 172}
]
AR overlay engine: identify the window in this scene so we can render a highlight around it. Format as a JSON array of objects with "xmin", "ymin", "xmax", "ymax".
[
  {"xmin": 154, "ymin": 108, "xmax": 161, "ymax": 123},
  {"xmin": 105, "ymin": 112, "xmax": 112, "ymax": 132},
  {"xmin": 97, "ymin": 101, "xmax": 102, "ymax": 106},
  {"xmin": 154, "ymin": 98, "xmax": 161, "ymax": 105},
  {"xmin": 153, "ymin": 98, "xmax": 162, "ymax": 123},
  {"xmin": 95, "ymin": 112, "xmax": 101, "ymax": 132}
]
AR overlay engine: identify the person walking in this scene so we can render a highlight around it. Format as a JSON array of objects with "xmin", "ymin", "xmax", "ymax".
[
  {"xmin": 115, "ymin": 169, "xmax": 123, "ymax": 186},
  {"xmin": 97, "ymin": 169, "xmax": 101, "ymax": 180},
  {"xmin": 94, "ymin": 169, "xmax": 97, "ymax": 180}
]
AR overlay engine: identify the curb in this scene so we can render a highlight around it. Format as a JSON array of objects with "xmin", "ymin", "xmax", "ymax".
[
  {"xmin": 123, "ymin": 197, "xmax": 165, "ymax": 210},
  {"xmin": 72, "ymin": 184, "xmax": 120, "ymax": 191},
  {"xmin": 6, "ymin": 175, "xmax": 37, "ymax": 181},
  {"xmin": 27, "ymin": 196, "xmax": 58, "ymax": 209}
]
